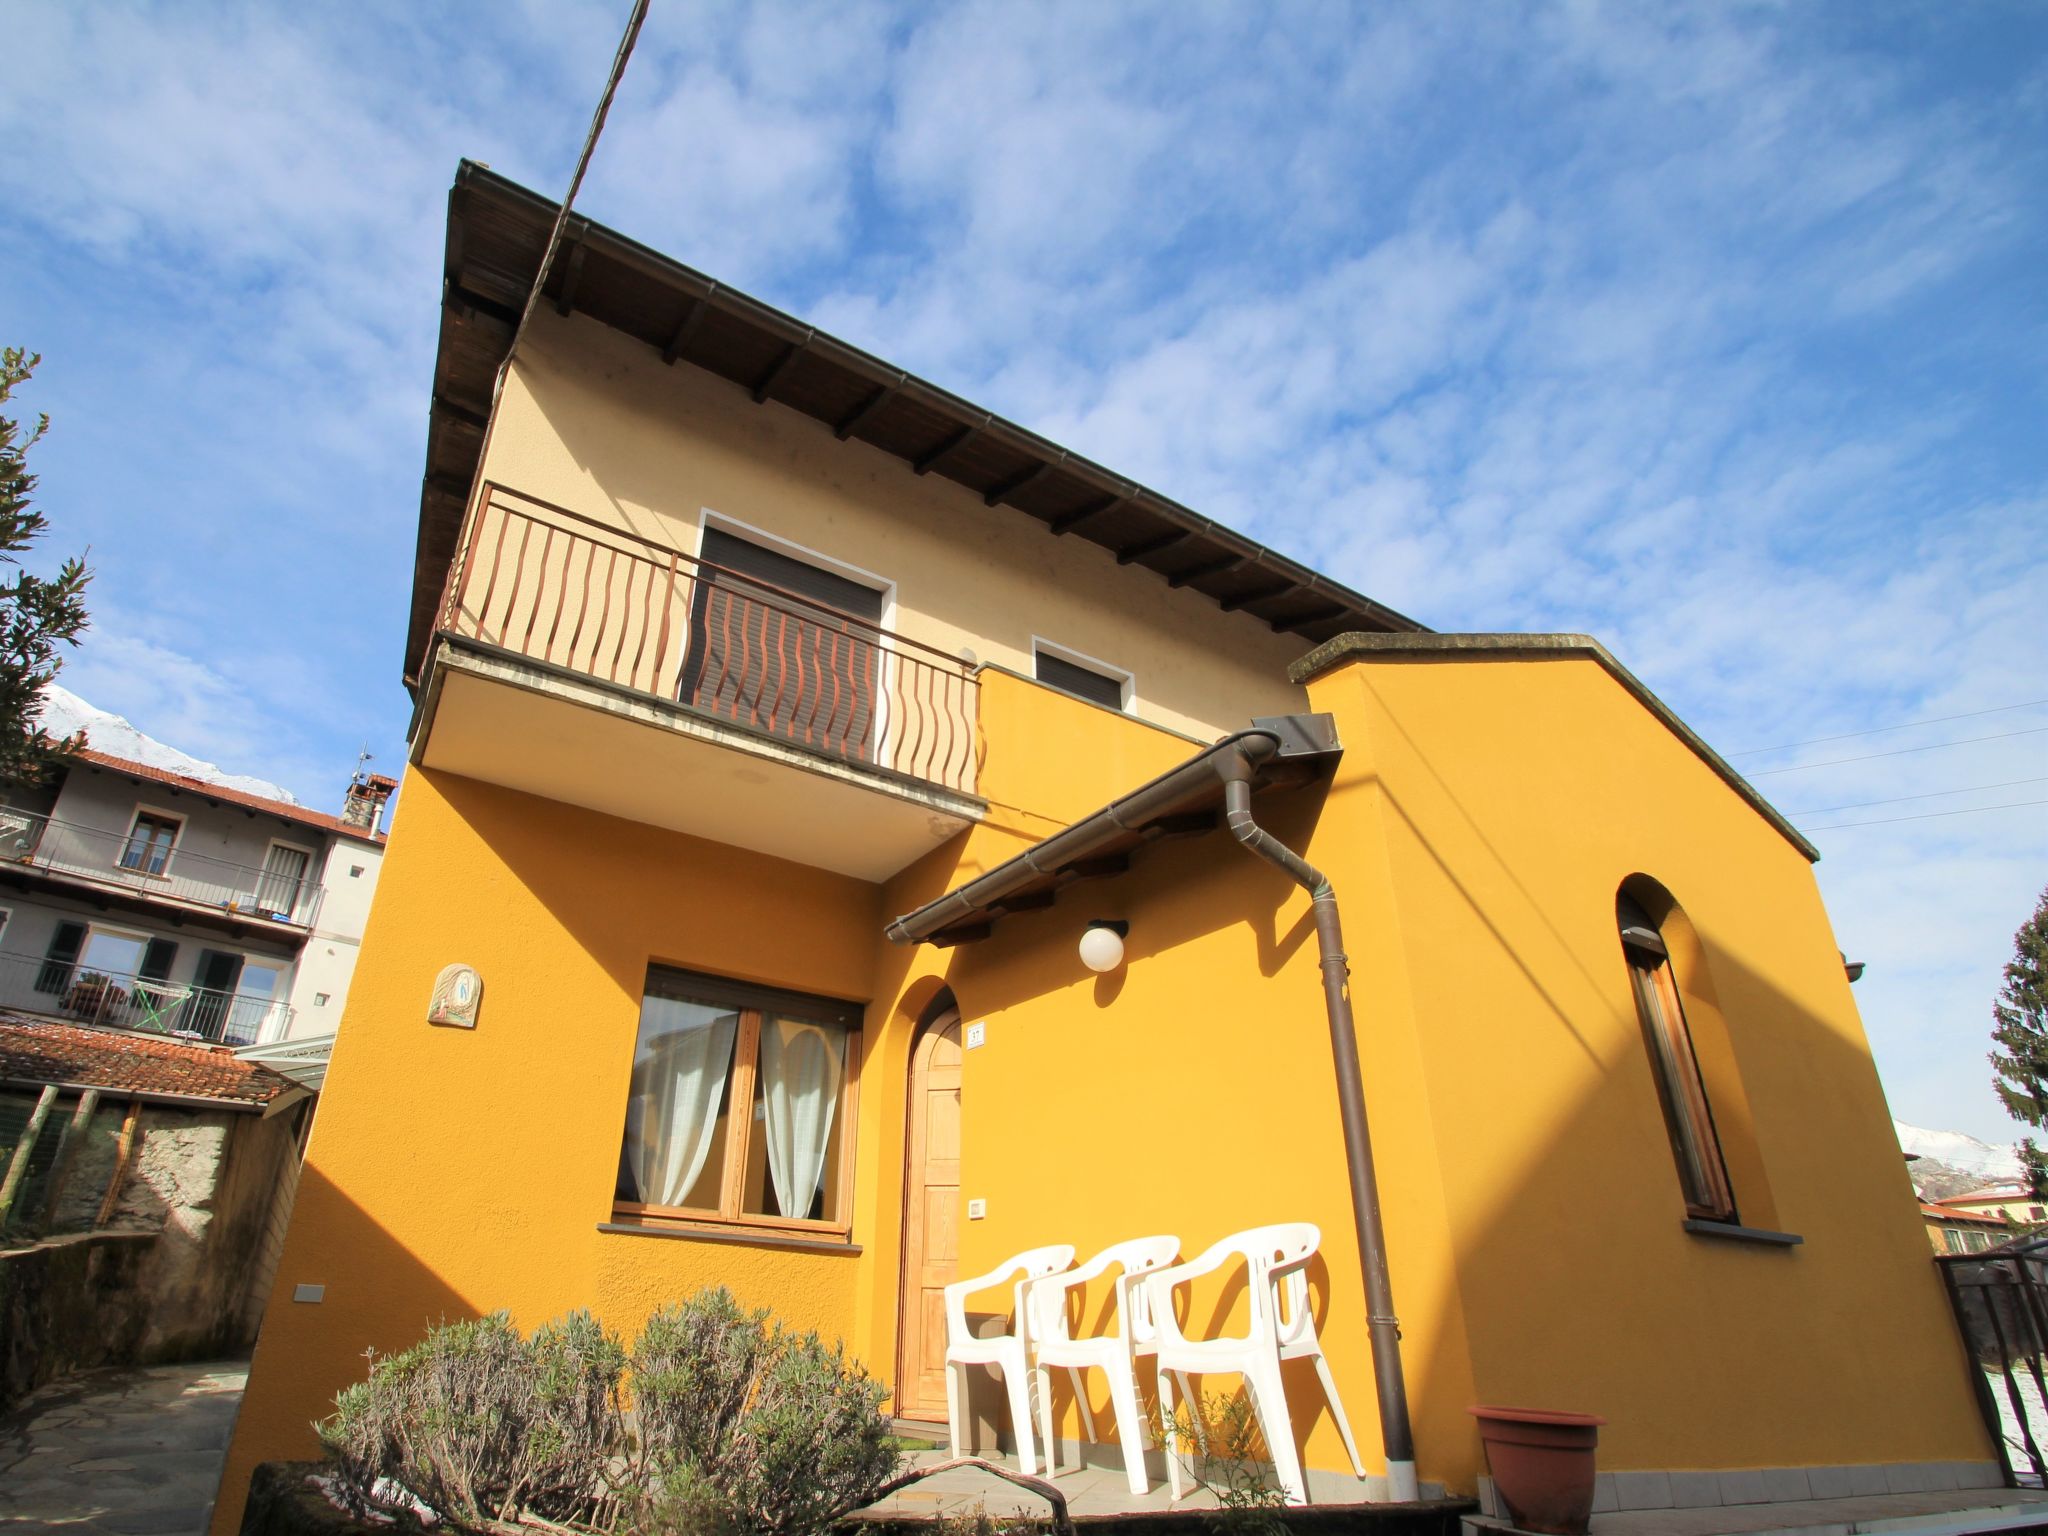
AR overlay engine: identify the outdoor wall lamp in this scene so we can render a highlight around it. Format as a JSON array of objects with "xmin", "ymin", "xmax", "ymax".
[{"xmin": 1079, "ymin": 920, "xmax": 1128, "ymax": 974}]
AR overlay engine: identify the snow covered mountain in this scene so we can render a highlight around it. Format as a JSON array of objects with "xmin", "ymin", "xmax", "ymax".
[
  {"xmin": 1896, "ymin": 1121, "xmax": 2025, "ymax": 1180},
  {"xmin": 1897, "ymin": 1119, "xmax": 2026, "ymax": 1200},
  {"xmin": 36, "ymin": 684, "xmax": 301, "ymax": 806}
]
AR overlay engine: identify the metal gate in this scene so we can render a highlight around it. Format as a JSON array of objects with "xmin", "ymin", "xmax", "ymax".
[{"xmin": 1939, "ymin": 1242, "xmax": 2048, "ymax": 1486}]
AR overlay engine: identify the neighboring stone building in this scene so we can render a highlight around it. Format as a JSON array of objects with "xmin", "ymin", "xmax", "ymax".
[{"xmin": 0, "ymin": 1016, "xmax": 308, "ymax": 1407}]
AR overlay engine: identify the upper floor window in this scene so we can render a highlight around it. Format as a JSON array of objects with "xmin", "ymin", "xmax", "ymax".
[
  {"xmin": 682, "ymin": 526, "xmax": 888, "ymax": 765},
  {"xmin": 1619, "ymin": 890, "xmax": 1737, "ymax": 1224},
  {"xmin": 614, "ymin": 965, "xmax": 862, "ymax": 1238},
  {"xmin": 119, "ymin": 811, "xmax": 181, "ymax": 876},
  {"xmin": 256, "ymin": 841, "xmax": 315, "ymax": 920},
  {"xmin": 1033, "ymin": 640, "xmax": 1131, "ymax": 712}
]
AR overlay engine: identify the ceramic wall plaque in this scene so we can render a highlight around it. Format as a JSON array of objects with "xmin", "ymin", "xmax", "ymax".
[{"xmin": 427, "ymin": 962, "xmax": 482, "ymax": 1028}]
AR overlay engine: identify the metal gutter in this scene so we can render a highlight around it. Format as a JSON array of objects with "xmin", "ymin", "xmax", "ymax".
[
  {"xmin": 884, "ymin": 727, "xmax": 1290, "ymax": 945},
  {"xmin": 1215, "ymin": 740, "xmax": 1419, "ymax": 1502}
]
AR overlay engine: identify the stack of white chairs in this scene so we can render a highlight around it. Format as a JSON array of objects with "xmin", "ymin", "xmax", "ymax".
[{"xmin": 939, "ymin": 1222, "xmax": 1363, "ymax": 1506}]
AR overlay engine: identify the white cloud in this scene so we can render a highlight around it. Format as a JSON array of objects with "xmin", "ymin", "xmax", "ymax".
[{"xmin": 3, "ymin": 0, "xmax": 2040, "ymax": 1147}]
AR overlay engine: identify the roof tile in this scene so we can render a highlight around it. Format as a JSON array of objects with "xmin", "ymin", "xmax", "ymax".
[
  {"xmin": 67, "ymin": 748, "xmax": 385, "ymax": 845},
  {"xmin": 0, "ymin": 1015, "xmax": 298, "ymax": 1106}
]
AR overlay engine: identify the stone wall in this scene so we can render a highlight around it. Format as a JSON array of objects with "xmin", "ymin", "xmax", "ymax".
[
  {"xmin": 0, "ymin": 1098, "xmax": 305, "ymax": 1408},
  {"xmin": 0, "ymin": 1229, "xmax": 154, "ymax": 1407}
]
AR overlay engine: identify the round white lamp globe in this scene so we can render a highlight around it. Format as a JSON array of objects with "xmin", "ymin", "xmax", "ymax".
[{"xmin": 1078, "ymin": 923, "xmax": 1125, "ymax": 974}]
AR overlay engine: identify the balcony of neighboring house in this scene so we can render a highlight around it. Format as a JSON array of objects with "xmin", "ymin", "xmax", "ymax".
[
  {"xmin": 0, "ymin": 948, "xmax": 294, "ymax": 1047},
  {"xmin": 0, "ymin": 808, "xmax": 326, "ymax": 934},
  {"xmin": 410, "ymin": 483, "xmax": 985, "ymax": 881}
]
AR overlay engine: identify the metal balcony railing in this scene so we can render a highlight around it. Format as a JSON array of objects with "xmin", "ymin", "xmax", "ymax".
[
  {"xmin": 437, "ymin": 484, "xmax": 981, "ymax": 797},
  {"xmin": 0, "ymin": 951, "xmax": 294, "ymax": 1047},
  {"xmin": 0, "ymin": 811, "xmax": 324, "ymax": 928}
]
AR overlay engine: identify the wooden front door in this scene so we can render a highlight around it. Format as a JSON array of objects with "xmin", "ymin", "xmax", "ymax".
[{"xmin": 897, "ymin": 1012, "xmax": 962, "ymax": 1421}]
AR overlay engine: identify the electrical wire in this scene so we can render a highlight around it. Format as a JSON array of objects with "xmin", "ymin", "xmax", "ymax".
[
  {"xmin": 1729, "ymin": 699, "xmax": 2048, "ymax": 757},
  {"xmin": 1800, "ymin": 799, "xmax": 2048, "ymax": 832},
  {"xmin": 1785, "ymin": 777, "xmax": 2048, "ymax": 817},
  {"xmin": 453, "ymin": 0, "xmax": 651, "ymax": 582},
  {"xmin": 1746, "ymin": 726, "xmax": 2048, "ymax": 776},
  {"xmin": 506, "ymin": 0, "xmax": 652, "ymax": 360}
]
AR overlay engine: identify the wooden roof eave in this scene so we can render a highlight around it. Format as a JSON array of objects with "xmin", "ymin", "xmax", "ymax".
[{"xmin": 403, "ymin": 162, "xmax": 1426, "ymax": 694}]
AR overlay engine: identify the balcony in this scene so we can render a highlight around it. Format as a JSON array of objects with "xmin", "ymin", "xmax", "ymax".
[
  {"xmin": 0, "ymin": 951, "xmax": 294, "ymax": 1047},
  {"xmin": 412, "ymin": 485, "xmax": 984, "ymax": 880},
  {"xmin": 0, "ymin": 812, "xmax": 325, "ymax": 930}
]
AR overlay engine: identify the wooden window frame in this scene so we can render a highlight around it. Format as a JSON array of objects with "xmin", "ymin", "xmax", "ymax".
[
  {"xmin": 117, "ymin": 806, "xmax": 184, "ymax": 879},
  {"xmin": 1622, "ymin": 921, "xmax": 1738, "ymax": 1224},
  {"xmin": 612, "ymin": 970, "xmax": 863, "ymax": 1243}
]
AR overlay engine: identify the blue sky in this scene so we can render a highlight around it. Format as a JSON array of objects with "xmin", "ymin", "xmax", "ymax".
[{"xmin": 2, "ymin": 2, "xmax": 2043, "ymax": 1143}]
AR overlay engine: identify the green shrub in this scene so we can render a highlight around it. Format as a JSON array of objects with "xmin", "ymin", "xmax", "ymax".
[
  {"xmin": 315, "ymin": 1291, "xmax": 898, "ymax": 1535},
  {"xmin": 316, "ymin": 1310, "xmax": 626, "ymax": 1528},
  {"xmin": 526, "ymin": 1311, "xmax": 631, "ymax": 1514},
  {"xmin": 628, "ymin": 1287, "xmax": 899, "ymax": 1536},
  {"xmin": 1154, "ymin": 1389, "xmax": 1291, "ymax": 1536}
]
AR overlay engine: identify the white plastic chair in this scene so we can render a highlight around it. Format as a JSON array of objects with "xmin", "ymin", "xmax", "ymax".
[
  {"xmin": 1147, "ymin": 1223, "xmax": 1364, "ymax": 1506},
  {"xmin": 943, "ymin": 1243, "xmax": 1075, "ymax": 1474},
  {"xmin": 1025, "ymin": 1234, "xmax": 1185, "ymax": 1495}
]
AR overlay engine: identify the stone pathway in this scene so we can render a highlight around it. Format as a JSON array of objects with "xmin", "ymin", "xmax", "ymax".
[{"xmin": 0, "ymin": 1361, "xmax": 247, "ymax": 1535}]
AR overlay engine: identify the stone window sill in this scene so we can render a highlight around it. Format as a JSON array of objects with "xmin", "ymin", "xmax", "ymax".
[{"xmin": 1684, "ymin": 1218, "xmax": 1803, "ymax": 1247}]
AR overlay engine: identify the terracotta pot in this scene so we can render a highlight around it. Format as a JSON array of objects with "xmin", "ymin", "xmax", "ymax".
[{"xmin": 1470, "ymin": 1405, "xmax": 1606, "ymax": 1535}]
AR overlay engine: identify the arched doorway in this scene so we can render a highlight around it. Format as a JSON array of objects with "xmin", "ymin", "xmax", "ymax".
[{"xmin": 896, "ymin": 996, "xmax": 961, "ymax": 1421}]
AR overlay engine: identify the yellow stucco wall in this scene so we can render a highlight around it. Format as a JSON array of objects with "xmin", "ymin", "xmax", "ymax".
[
  {"xmin": 1298, "ymin": 652, "xmax": 1992, "ymax": 1481},
  {"xmin": 210, "ymin": 766, "xmax": 885, "ymax": 1531},
  {"xmin": 214, "ymin": 649, "xmax": 1991, "ymax": 1529},
  {"xmin": 211, "ymin": 671, "xmax": 1211, "ymax": 1533},
  {"xmin": 473, "ymin": 309, "xmax": 1307, "ymax": 744}
]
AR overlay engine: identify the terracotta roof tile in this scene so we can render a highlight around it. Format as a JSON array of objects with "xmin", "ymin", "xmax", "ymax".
[
  {"xmin": 66, "ymin": 748, "xmax": 385, "ymax": 845},
  {"xmin": 1937, "ymin": 1186, "xmax": 2033, "ymax": 1206},
  {"xmin": 0, "ymin": 1014, "xmax": 298, "ymax": 1106},
  {"xmin": 1922, "ymin": 1203, "xmax": 2009, "ymax": 1226}
]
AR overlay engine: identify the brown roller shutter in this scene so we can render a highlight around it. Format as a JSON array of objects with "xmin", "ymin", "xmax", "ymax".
[{"xmin": 680, "ymin": 530, "xmax": 886, "ymax": 764}]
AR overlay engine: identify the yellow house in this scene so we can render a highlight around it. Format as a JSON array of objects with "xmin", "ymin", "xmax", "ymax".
[
  {"xmin": 211, "ymin": 163, "xmax": 1997, "ymax": 1529},
  {"xmin": 1922, "ymin": 1200, "xmax": 2012, "ymax": 1256},
  {"xmin": 1929, "ymin": 1186, "xmax": 2043, "ymax": 1241}
]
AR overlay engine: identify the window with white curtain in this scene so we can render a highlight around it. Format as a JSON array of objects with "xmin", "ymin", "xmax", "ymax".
[{"xmin": 614, "ymin": 966, "xmax": 861, "ymax": 1235}]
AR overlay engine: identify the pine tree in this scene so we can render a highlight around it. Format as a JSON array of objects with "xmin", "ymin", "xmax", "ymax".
[
  {"xmin": 0, "ymin": 348, "xmax": 92, "ymax": 786},
  {"xmin": 1989, "ymin": 886, "xmax": 2048, "ymax": 1198}
]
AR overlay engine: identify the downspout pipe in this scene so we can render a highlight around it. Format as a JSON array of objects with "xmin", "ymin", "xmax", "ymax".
[{"xmin": 1218, "ymin": 741, "xmax": 1419, "ymax": 1503}]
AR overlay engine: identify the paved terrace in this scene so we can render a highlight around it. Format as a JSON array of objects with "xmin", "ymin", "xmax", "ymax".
[
  {"xmin": 8, "ymin": 1361, "xmax": 2044, "ymax": 1536},
  {"xmin": 0, "ymin": 1361, "xmax": 246, "ymax": 1535}
]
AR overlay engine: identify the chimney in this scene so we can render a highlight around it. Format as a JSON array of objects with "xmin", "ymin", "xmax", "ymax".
[{"xmin": 342, "ymin": 773, "xmax": 398, "ymax": 835}]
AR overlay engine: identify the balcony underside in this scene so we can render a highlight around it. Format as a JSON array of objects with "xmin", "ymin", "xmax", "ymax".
[
  {"xmin": 413, "ymin": 640, "xmax": 982, "ymax": 882},
  {"xmin": 0, "ymin": 865, "xmax": 312, "ymax": 946}
]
